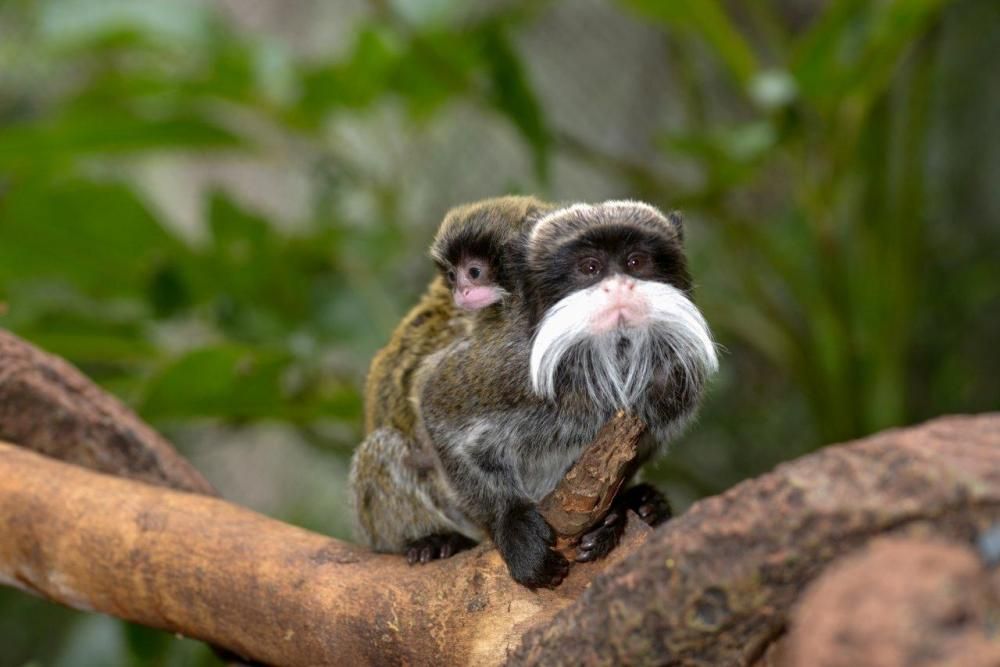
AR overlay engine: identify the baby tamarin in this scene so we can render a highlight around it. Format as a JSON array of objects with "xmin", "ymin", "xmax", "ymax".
[
  {"xmin": 429, "ymin": 200, "xmax": 529, "ymax": 312},
  {"xmin": 352, "ymin": 199, "xmax": 718, "ymax": 586},
  {"xmin": 355, "ymin": 195, "xmax": 554, "ymax": 561}
]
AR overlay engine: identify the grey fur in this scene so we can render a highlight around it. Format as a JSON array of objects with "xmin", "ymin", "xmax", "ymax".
[{"xmin": 350, "ymin": 427, "xmax": 483, "ymax": 551}]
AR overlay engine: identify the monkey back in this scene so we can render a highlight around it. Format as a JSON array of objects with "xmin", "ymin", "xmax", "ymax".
[{"xmin": 363, "ymin": 276, "xmax": 469, "ymax": 436}]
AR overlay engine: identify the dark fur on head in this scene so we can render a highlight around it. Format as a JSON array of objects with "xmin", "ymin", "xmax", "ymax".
[{"xmin": 429, "ymin": 195, "xmax": 553, "ymax": 296}]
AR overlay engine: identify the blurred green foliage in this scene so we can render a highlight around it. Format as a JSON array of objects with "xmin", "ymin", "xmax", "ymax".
[{"xmin": 1, "ymin": 0, "xmax": 997, "ymax": 664}]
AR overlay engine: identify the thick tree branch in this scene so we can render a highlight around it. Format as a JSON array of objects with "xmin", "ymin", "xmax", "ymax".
[
  {"xmin": 781, "ymin": 536, "xmax": 1000, "ymax": 666},
  {"xmin": 0, "ymin": 416, "xmax": 996, "ymax": 666},
  {"xmin": 0, "ymin": 328, "xmax": 651, "ymax": 663},
  {"xmin": 0, "ymin": 442, "xmax": 645, "ymax": 666}
]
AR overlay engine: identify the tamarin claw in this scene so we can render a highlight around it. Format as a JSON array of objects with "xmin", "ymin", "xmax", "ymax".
[{"xmin": 405, "ymin": 533, "xmax": 477, "ymax": 565}]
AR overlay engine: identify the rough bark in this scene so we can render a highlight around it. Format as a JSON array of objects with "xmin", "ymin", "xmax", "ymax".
[
  {"xmin": 782, "ymin": 536, "xmax": 1000, "ymax": 667},
  {"xmin": 0, "ymin": 330, "xmax": 214, "ymax": 495},
  {"xmin": 510, "ymin": 413, "xmax": 1000, "ymax": 666},
  {"xmin": 0, "ymin": 442, "xmax": 647, "ymax": 666}
]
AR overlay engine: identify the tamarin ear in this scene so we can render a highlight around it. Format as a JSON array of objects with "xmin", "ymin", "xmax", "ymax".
[{"xmin": 666, "ymin": 211, "xmax": 685, "ymax": 243}]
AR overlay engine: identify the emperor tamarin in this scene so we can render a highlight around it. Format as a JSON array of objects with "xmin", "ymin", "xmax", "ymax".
[{"xmin": 354, "ymin": 199, "xmax": 718, "ymax": 587}]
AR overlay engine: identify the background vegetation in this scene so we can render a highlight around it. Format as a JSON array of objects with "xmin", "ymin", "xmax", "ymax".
[{"xmin": 1, "ymin": 0, "xmax": 997, "ymax": 663}]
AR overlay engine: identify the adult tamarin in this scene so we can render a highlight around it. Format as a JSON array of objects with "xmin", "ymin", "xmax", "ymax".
[
  {"xmin": 353, "ymin": 199, "xmax": 718, "ymax": 587},
  {"xmin": 354, "ymin": 196, "xmax": 554, "ymax": 561}
]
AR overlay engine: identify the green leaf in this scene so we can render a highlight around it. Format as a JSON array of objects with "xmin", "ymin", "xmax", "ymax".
[
  {"xmin": 791, "ymin": 0, "xmax": 866, "ymax": 102},
  {"xmin": 123, "ymin": 622, "xmax": 171, "ymax": 664},
  {"xmin": 663, "ymin": 121, "xmax": 777, "ymax": 163},
  {"xmin": 841, "ymin": 0, "xmax": 947, "ymax": 108},
  {"xmin": 792, "ymin": 0, "xmax": 946, "ymax": 110},
  {"xmin": 299, "ymin": 26, "xmax": 403, "ymax": 116},
  {"xmin": 139, "ymin": 345, "xmax": 289, "ymax": 420},
  {"xmin": 138, "ymin": 344, "xmax": 361, "ymax": 422},
  {"xmin": 39, "ymin": 0, "xmax": 214, "ymax": 49},
  {"xmin": 393, "ymin": 29, "xmax": 478, "ymax": 118},
  {"xmin": 192, "ymin": 192, "xmax": 311, "ymax": 340}
]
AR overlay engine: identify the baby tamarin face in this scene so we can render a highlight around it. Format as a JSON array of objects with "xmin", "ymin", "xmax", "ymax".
[{"xmin": 445, "ymin": 255, "xmax": 504, "ymax": 311}]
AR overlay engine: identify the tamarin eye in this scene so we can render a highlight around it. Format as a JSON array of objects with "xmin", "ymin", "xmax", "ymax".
[
  {"xmin": 626, "ymin": 252, "xmax": 649, "ymax": 271},
  {"xmin": 468, "ymin": 266, "xmax": 481, "ymax": 280},
  {"xmin": 578, "ymin": 257, "xmax": 603, "ymax": 276},
  {"xmin": 447, "ymin": 270, "xmax": 456, "ymax": 283}
]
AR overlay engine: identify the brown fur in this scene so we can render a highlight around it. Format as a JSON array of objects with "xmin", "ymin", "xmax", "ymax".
[
  {"xmin": 363, "ymin": 276, "xmax": 461, "ymax": 436},
  {"xmin": 352, "ymin": 196, "xmax": 553, "ymax": 552}
]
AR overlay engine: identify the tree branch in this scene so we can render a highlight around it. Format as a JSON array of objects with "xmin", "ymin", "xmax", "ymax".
[
  {"xmin": 539, "ymin": 410, "xmax": 645, "ymax": 552},
  {"xmin": 510, "ymin": 414, "xmax": 1000, "ymax": 665},
  {"xmin": 0, "ymin": 442, "xmax": 646, "ymax": 666}
]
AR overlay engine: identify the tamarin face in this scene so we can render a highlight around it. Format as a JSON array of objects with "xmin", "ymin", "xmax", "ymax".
[
  {"xmin": 443, "ymin": 255, "xmax": 504, "ymax": 311},
  {"xmin": 524, "ymin": 200, "xmax": 718, "ymax": 408},
  {"xmin": 430, "ymin": 214, "xmax": 510, "ymax": 312}
]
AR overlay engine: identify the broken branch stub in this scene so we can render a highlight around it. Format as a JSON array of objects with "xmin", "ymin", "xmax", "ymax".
[{"xmin": 538, "ymin": 410, "xmax": 646, "ymax": 551}]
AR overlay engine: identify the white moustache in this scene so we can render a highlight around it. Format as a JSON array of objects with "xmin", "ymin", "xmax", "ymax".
[{"xmin": 530, "ymin": 277, "xmax": 718, "ymax": 407}]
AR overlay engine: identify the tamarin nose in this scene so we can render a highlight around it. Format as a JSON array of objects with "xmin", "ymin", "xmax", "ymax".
[{"xmin": 601, "ymin": 276, "xmax": 637, "ymax": 294}]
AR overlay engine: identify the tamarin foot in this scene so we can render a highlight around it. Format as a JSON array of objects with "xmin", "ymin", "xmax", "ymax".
[
  {"xmin": 575, "ymin": 484, "xmax": 672, "ymax": 562},
  {"xmin": 575, "ymin": 508, "xmax": 625, "ymax": 562},
  {"xmin": 405, "ymin": 533, "xmax": 476, "ymax": 565},
  {"xmin": 618, "ymin": 483, "xmax": 673, "ymax": 526},
  {"xmin": 495, "ymin": 505, "xmax": 569, "ymax": 588}
]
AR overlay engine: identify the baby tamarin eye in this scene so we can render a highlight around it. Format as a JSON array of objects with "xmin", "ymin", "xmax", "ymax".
[{"xmin": 468, "ymin": 266, "xmax": 481, "ymax": 280}]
